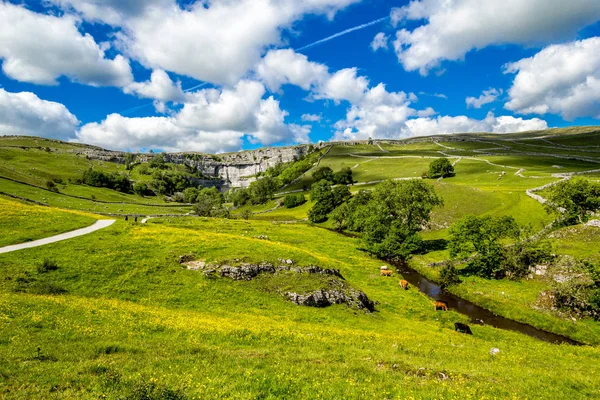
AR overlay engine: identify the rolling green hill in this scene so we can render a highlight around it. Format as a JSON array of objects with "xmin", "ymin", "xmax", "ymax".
[{"xmin": 1, "ymin": 127, "xmax": 600, "ymax": 399}]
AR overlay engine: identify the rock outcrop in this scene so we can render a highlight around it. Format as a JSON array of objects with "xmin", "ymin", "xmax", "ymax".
[{"xmin": 284, "ymin": 288, "xmax": 375, "ymax": 312}]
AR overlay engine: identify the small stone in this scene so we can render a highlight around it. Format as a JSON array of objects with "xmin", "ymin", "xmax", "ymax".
[{"xmin": 490, "ymin": 348, "xmax": 500, "ymax": 356}]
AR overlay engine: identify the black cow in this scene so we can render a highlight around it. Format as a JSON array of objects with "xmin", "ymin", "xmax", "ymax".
[{"xmin": 454, "ymin": 322, "xmax": 473, "ymax": 335}]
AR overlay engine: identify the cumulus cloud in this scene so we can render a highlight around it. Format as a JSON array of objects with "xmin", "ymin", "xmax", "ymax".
[
  {"xmin": 466, "ymin": 88, "xmax": 502, "ymax": 109},
  {"xmin": 77, "ymin": 80, "xmax": 306, "ymax": 152},
  {"xmin": 504, "ymin": 37, "xmax": 600, "ymax": 120},
  {"xmin": 0, "ymin": 2, "xmax": 133, "ymax": 87},
  {"xmin": 314, "ymin": 68, "xmax": 369, "ymax": 104},
  {"xmin": 404, "ymin": 112, "xmax": 548, "ymax": 138},
  {"xmin": 371, "ymin": 32, "xmax": 389, "ymax": 51},
  {"xmin": 301, "ymin": 113, "xmax": 322, "ymax": 122},
  {"xmin": 123, "ymin": 70, "xmax": 185, "ymax": 103},
  {"xmin": 256, "ymin": 49, "xmax": 328, "ymax": 92},
  {"xmin": 0, "ymin": 89, "xmax": 79, "ymax": 139},
  {"xmin": 47, "ymin": 0, "xmax": 173, "ymax": 26},
  {"xmin": 105, "ymin": 0, "xmax": 359, "ymax": 85},
  {"xmin": 391, "ymin": 0, "xmax": 600, "ymax": 74}
]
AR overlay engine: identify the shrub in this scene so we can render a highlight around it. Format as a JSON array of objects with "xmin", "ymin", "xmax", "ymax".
[
  {"xmin": 37, "ymin": 259, "xmax": 59, "ymax": 273},
  {"xmin": 239, "ymin": 208, "xmax": 253, "ymax": 220},
  {"xmin": 439, "ymin": 262, "xmax": 461, "ymax": 289},
  {"xmin": 284, "ymin": 193, "xmax": 306, "ymax": 208},
  {"xmin": 333, "ymin": 167, "xmax": 353, "ymax": 185},
  {"xmin": 426, "ymin": 158, "xmax": 455, "ymax": 179},
  {"xmin": 133, "ymin": 182, "xmax": 151, "ymax": 196},
  {"xmin": 312, "ymin": 166, "xmax": 334, "ymax": 182},
  {"xmin": 45, "ymin": 180, "xmax": 59, "ymax": 192},
  {"xmin": 545, "ymin": 178, "xmax": 600, "ymax": 225}
]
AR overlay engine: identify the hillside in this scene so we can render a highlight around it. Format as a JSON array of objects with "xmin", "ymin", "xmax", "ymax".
[{"xmin": 1, "ymin": 127, "xmax": 600, "ymax": 399}]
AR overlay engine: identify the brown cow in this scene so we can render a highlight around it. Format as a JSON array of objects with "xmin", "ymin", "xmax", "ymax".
[
  {"xmin": 380, "ymin": 270, "xmax": 393, "ymax": 277},
  {"xmin": 399, "ymin": 280, "xmax": 409, "ymax": 290},
  {"xmin": 434, "ymin": 300, "xmax": 449, "ymax": 311}
]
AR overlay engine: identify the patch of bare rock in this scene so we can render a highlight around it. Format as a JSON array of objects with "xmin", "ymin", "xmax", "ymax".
[{"xmin": 179, "ymin": 257, "xmax": 374, "ymax": 311}]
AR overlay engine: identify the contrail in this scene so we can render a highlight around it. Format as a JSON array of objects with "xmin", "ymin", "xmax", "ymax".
[{"xmin": 296, "ymin": 16, "xmax": 389, "ymax": 52}]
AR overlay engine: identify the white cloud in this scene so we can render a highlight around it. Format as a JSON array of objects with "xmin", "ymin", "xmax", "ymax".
[
  {"xmin": 77, "ymin": 80, "xmax": 305, "ymax": 151},
  {"xmin": 123, "ymin": 69, "xmax": 185, "ymax": 103},
  {"xmin": 108, "ymin": 0, "xmax": 358, "ymax": 85},
  {"xmin": 0, "ymin": 2, "xmax": 133, "ymax": 87},
  {"xmin": 371, "ymin": 32, "xmax": 389, "ymax": 51},
  {"xmin": 391, "ymin": 0, "xmax": 600, "ymax": 75},
  {"xmin": 301, "ymin": 113, "xmax": 322, "ymax": 122},
  {"xmin": 0, "ymin": 89, "xmax": 79, "ymax": 139},
  {"xmin": 314, "ymin": 68, "xmax": 369, "ymax": 104},
  {"xmin": 404, "ymin": 112, "xmax": 547, "ymax": 138},
  {"xmin": 504, "ymin": 37, "xmax": 600, "ymax": 120},
  {"xmin": 289, "ymin": 124, "xmax": 312, "ymax": 143},
  {"xmin": 466, "ymin": 88, "xmax": 502, "ymax": 109},
  {"xmin": 256, "ymin": 49, "xmax": 328, "ymax": 92},
  {"xmin": 47, "ymin": 0, "xmax": 172, "ymax": 26}
]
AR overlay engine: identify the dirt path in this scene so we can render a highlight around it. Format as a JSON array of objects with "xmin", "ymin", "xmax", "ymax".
[{"xmin": 0, "ymin": 219, "xmax": 116, "ymax": 254}]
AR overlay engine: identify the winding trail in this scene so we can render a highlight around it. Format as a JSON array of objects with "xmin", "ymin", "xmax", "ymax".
[{"xmin": 0, "ymin": 219, "xmax": 116, "ymax": 254}]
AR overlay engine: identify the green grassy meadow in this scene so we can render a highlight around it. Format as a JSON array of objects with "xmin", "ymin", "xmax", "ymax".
[{"xmin": 2, "ymin": 129, "xmax": 600, "ymax": 398}]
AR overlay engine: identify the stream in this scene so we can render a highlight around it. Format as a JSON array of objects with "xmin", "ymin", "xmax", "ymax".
[{"xmin": 389, "ymin": 260, "xmax": 582, "ymax": 345}]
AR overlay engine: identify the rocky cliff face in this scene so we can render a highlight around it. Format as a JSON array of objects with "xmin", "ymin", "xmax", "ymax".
[{"xmin": 71, "ymin": 144, "xmax": 316, "ymax": 188}]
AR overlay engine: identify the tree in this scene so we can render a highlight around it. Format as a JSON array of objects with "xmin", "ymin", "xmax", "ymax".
[
  {"xmin": 194, "ymin": 187, "xmax": 225, "ymax": 217},
  {"xmin": 226, "ymin": 187, "xmax": 250, "ymax": 207},
  {"xmin": 312, "ymin": 166, "xmax": 334, "ymax": 183},
  {"xmin": 283, "ymin": 193, "xmax": 306, "ymax": 208},
  {"xmin": 133, "ymin": 182, "xmax": 150, "ymax": 196},
  {"xmin": 182, "ymin": 187, "xmax": 200, "ymax": 203},
  {"xmin": 439, "ymin": 262, "xmax": 461, "ymax": 289},
  {"xmin": 426, "ymin": 158, "xmax": 454, "ymax": 179},
  {"xmin": 448, "ymin": 215, "xmax": 521, "ymax": 279},
  {"xmin": 352, "ymin": 180, "xmax": 443, "ymax": 258},
  {"xmin": 308, "ymin": 180, "xmax": 335, "ymax": 223},
  {"xmin": 546, "ymin": 178, "xmax": 600, "ymax": 225},
  {"xmin": 332, "ymin": 185, "xmax": 351, "ymax": 207},
  {"xmin": 330, "ymin": 203, "xmax": 350, "ymax": 231},
  {"xmin": 333, "ymin": 167, "xmax": 353, "ymax": 185},
  {"xmin": 248, "ymin": 176, "xmax": 279, "ymax": 205},
  {"xmin": 45, "ymin": 180, "xmax": 59, "ymax": 192}
]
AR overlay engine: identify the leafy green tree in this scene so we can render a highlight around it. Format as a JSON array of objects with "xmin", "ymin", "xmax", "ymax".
[
  {"xmin": 426, "ymin": 158, "xmax": 455, "ymax": 179},
  {"xmin": 283, "ymin": 193, "xmax": 306, "ymax": 208},
  {"xmin": 194, "ymin": 187, "xmax": 225, "ymax": 217},
  {"xmin": 332, "ymin": 185, "xmax": 351, "ymax": 206},
  {"xmin": 312, "ymin": 166, "xmax": 334, "ymax": 183},
  {"xmin": 546, "ymin": 178, "xmax": 600, "ymax": 225},
  {"xmin": 353, "ymin": 180, "xmax": 443, "ymax": 258},
  {"xmin": 133, "ymin": 182, "xmax": 150, "ymax": 196},
  {"xmin": 182, "ymin": 187, "xmax": 200, "ymax": 203},
  {"xmin": 439, "ymin": 262, "xmax": 461, "ymax": 289},
  {"xmin": 248, "ymin": 176, "xmax": 279, "ymax": 205},
  {"xmin": 330, "ymin": 203, "xmax": 350, "ymax": 231},
  {"xmin": 449, "ymin": 215, "xmax": 521, "ymax": 279},
  {"xmin": 308, "ymin": 180, "xmax": 335, "ymax": 223},
  {"xmin": 227, "ymin": 187, "xmax": 250, "ymax": 207},
  {"xmin": 333, "ymin": 167, "xmax": 353, "ymax": 185}
]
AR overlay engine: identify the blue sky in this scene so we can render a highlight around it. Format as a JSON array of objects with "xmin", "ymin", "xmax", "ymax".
[{"xmin": 0, "ymin": 0, "xmax": 599, "ymax": 152}]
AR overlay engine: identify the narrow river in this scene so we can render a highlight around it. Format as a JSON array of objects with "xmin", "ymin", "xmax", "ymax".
[{"xmin": 390, "ymin": 260, "xmax": 582, "ymax": 345}]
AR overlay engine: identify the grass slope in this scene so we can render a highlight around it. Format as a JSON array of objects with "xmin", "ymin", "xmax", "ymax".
[{"xmin": 1, "ymin": 218, "xmax": 599, "ymax": 399}]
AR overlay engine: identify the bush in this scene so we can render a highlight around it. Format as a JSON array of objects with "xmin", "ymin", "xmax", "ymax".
[
  {"xmin": 133, "ymin": 182, "xmax": 151, "ymax": 196},
  {"xmin": 426, "ymin": 158, "xmax": 455, "ymax": 179},
  {"xmin": 283, "ymin": 193, "xmax": 306, "ymax": 208},
  {"xmin": 247, "ymin": 176, "xmax": 279, "ymax": 205},
  {"xmin": 239, "ymin": 208, "xmax": 253, "ymax": 220},
  {"xmin": 439, "ymin": 262, "xmax": 461, "ymax": 289},
  {"xmin": 333, "ymin": 167, "xmax": 353, "ymax": 185},
  {"xmin": 82, "ymin": 169, "xmax": 132, "ymax": 193},
  {"xmin": 37, "ymin": 259, "xmax": 59, "ymax": 273},
  {"xmin": 312, "ymin": 166, "xmax": 334, "ymax": 182},
  {"xmin": 45, "ymin": 180, "xmax": 59, "ymax": 192},
  {"xmin": 546, "ymin": 178, "xmax": 600, "ymax": 225}
]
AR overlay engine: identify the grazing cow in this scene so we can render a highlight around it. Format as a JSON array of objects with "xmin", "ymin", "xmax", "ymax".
[
  {"xmin": 380, "ymin": 269, "xmax": 393, "ymax": 277},
  {"xmin": 399, "ymin": 280, "xmax": 409, "ymax": 290},
  {"xmin": 434, "ymin": 300, "xmax": 449, "ymax": 311},
  {"xmin": 454, "ymin": 322, "xmax": 473, "ymax": 335}
]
